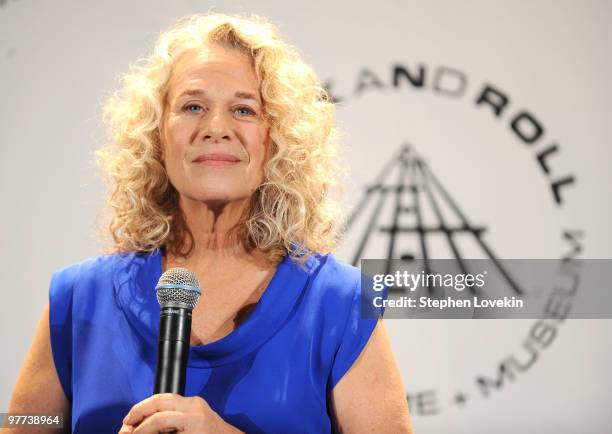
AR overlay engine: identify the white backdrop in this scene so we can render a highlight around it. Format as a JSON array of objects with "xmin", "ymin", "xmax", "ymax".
[{"xmin": 1, "ymin": 0, "xmax": 610, "ymax": 432}]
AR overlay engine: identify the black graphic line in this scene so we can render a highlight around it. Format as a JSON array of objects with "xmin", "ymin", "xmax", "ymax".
[
  {"xmin": 351, "ymin": 188, "xmax": 390, "ymax": 267},
  {"xmin": 346, "ymin": 146, "xmax": 405, "ymax": 228},
  {"xmin": 408, "ymin": 158, "xmax": 435, "ymax": 293},
  {"xmin": 415, "ymin": 159, "xmax": 478, "ymax": 294},
  {"xmin": 420, "ymin": 159, "xmax": 523, "ymax": 295},
  {"xmin": 416, "ymin": 156, "xmax": 471, "ymax": 226},
  {"xmin": 385, "ymin": 148, "xmax": 409, "ymax": 271}
]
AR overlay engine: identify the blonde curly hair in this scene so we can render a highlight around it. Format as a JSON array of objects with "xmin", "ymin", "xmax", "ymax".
[{"xmin": 97, "ymin": 13, "xmax": 344, "ymax": 263}]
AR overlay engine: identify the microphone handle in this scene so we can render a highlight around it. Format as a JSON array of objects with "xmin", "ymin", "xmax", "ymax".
[{"xmin": 154, "ymin": 307, "xmax": 192, "ymax": 395}]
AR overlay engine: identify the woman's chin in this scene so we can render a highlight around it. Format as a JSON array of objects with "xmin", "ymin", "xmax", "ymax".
[{"xmin": 182, "ymin": 191, "xmax": 251, "ymax": 209}]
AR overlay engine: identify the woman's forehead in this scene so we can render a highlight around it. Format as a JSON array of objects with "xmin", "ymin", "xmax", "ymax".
[{"xmin": 167, "ymin": 46, "xmax": 259, "ymax": 98}]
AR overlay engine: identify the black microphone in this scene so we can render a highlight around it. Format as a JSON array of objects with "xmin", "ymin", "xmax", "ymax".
[{"xmin": 154, "ymin": 267, "xmax": 201, "ymax": 395}]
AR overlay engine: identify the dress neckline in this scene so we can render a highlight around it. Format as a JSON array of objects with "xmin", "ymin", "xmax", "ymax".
[{"xmin": 115, "ymin": 248, "xmax": 319, "ymax": 368}]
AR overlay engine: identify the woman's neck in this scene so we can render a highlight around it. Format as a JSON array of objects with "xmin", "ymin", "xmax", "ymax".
[{"xmin": 163, "ymin": 195, "xmax": 269, "ymax": 269}]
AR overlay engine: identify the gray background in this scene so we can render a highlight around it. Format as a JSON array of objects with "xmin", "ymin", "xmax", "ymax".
[{"xmin": 1, "ymin": 0, "xmax": 610, "ymax": 432}]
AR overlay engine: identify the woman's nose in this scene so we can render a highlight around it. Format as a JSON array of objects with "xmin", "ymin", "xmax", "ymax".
[{"xmin": 201, "ymin": 109, "xmax": 232, "ymax": 142}]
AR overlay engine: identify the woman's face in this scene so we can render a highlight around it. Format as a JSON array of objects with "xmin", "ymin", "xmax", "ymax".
[{"xmin": 161, "ymin": 45, "xmax": 269, "ymax": 208}]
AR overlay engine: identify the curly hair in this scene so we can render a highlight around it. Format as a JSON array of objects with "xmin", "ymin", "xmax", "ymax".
[{"xmin": 97, "ymin": 13, "xmax": 345, "ymax": 263}]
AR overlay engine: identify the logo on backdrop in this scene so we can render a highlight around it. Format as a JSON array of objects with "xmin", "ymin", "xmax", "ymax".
[
  {"xmin": 326, "ymin": 63, "xmax": 583, "ymax": 417},
  {"xmin": 346, "ymin": 144, "xmax": 523, "ymax": 296}
]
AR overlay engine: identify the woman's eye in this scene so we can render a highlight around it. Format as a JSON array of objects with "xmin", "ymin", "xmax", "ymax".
[
  {"xmin": 183, "ymin": 104, "xmax": 203, "ymax": 113},
  {"xmin": 235, "ymin": 106, "xmax": 256, "ymax": 116}
]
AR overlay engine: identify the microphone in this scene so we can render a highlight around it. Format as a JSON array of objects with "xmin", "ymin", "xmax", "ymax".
[{"xmin": 154, "ymin": 267, "xmax": 201, "ymax": 395}]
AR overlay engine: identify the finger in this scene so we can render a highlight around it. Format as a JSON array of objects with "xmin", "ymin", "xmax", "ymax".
[
  {"xmin": 118, "ymin": 423, "xmax": 134, "ymax": 433},
  {"xmin": 124, "ymin": 393, "xmax": 184, "ymax": 426},
  {"xmin": 131, "ymin": 410, "xmax": 185, "ymax": 434}
]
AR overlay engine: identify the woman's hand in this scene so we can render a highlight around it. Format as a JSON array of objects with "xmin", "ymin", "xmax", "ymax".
[{"xmin": 118, "ymin": 393, "xmax": 243, "ymax": 434}]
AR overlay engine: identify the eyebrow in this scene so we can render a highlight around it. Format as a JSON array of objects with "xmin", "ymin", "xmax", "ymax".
[{"xmin": 176, "ymin": 89, "xmax": 261, "ymax": 103}]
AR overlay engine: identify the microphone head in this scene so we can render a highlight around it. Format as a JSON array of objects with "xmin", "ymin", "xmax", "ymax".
[{"xmin": 155, "ymin": 267, "xmax": 201, "ymax": 309}]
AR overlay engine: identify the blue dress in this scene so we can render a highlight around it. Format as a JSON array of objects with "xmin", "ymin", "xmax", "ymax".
[{"xmin": 49, "ymin": 249, "xmax": 380, "ymax": 433}]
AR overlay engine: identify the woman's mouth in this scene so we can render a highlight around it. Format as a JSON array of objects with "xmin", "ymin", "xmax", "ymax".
[{"xmin": 193, "ymin": 153, "xmax": 241, "ymax": 166}]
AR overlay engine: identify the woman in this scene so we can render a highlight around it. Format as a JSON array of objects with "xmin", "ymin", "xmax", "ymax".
[{"xmin": 9, "ymin": 13, "xmax": 413, "ymax": 434}]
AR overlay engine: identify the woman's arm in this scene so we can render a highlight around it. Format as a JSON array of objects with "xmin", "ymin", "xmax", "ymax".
[
  {"xmin": 330, "ymin": 319, "xmax": 414, "ymax": 433},
  {"xmin": 7, "ymin": 303, "xmax": 70, "ymax": 434}
]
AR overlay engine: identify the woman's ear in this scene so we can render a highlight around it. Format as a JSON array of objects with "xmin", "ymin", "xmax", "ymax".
[
  {"xmin": 158, "ymin": 104, "xmax": 170, "ymax": 162},
  {"xmin": 264, "ymin": 132, "xmax": 275, "ymax": 160},
  {"xmin": 157, "ymin": 125, "xmax": 166, "ymax": 162},
  {"xmin": 155, "ymin": 134, "xmax": 165, "ymax": 165}
]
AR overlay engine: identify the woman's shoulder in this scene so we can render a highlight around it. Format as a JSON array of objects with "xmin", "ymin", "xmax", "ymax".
[
  {"xmin": 53, "ymin": 251, "xmax": 135, "ymax": 280},
  {"xmin": 299, "ymin": 253, "xmax": 363, "ymax": 311},
  {"xmin": 50, "ymin": 250, "xmax": 157, "ymax": 297},
  {"xmin": 307, "ymin": 253, "xmax": 361, "ymax": 290}
]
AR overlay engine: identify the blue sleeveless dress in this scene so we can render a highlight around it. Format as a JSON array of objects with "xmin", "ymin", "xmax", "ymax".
[{"xmin": 49, "ymin": 250, "xmax": 379, "ymax": 433}]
